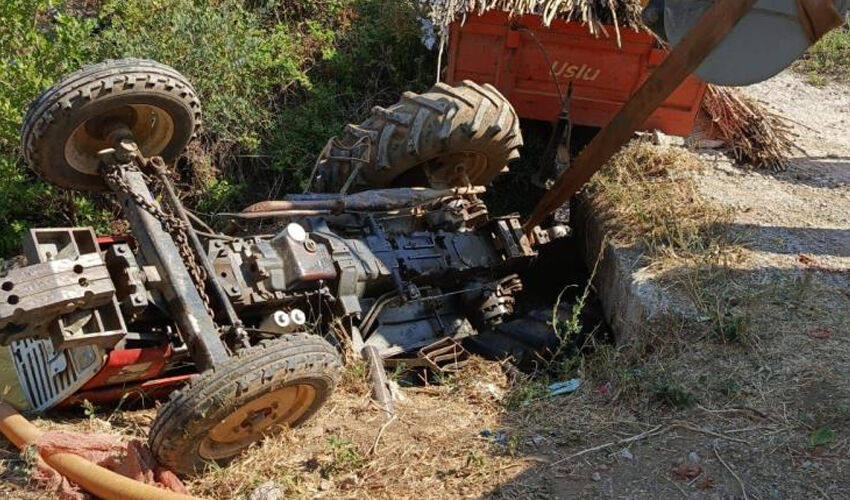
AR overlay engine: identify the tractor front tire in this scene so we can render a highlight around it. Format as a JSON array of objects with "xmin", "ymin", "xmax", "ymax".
[
  {"xmin": 149, "ymin": 334, "xmax": 341, "ymax": 474},
  {"xmin": 21, "ymin": 58, "xmax": 201, "ymax": 192}
]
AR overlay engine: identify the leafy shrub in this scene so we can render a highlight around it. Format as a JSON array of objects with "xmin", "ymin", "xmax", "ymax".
[
  {"xmin": 92, "ymin": 0, "xmax": 314, "ymax": 150},
  {"xmin": 0, "ymin": 0, "xmax": 108, "ymax": 254},
  {"xmin": 261, "ymin": 0, "xmax": 434, "ymax": 194},
  {"xmin": 0, "ymin": 0, "xmax": 432, "ymax": 254},
  {"xmin": 796, "ymin": 22, "xmax": 850, "ymax": 85},
  {"xmin": 649, "ymin": 376, "xmax": 696, "ymax": 409}
]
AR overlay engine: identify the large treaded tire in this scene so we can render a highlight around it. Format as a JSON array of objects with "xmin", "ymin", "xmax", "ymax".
[
  {"xmin": 317, "ymin": 80, "xmax": 522, "ymax": 191},
  {"xmin": 149, "ymin": 334, "xmax": 341, "ymax": 474},
  {"xmin": 21, "ymin": 58, "xmax": 201, "ymax": 192}
]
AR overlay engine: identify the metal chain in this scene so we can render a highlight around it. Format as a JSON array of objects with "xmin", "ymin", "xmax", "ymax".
[{"xmin": 102, "ymin": 161, "xmax": 217, "ymax": 320}]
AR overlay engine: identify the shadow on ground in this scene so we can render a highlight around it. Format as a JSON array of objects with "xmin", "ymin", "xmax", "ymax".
[{"xmin": 476, "ymin": 250, "xmax": 850, "ymax": 499}]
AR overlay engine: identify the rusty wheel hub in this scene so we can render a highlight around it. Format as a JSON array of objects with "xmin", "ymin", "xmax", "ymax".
[
  {"xmin": 64, "ymin": 104, "xmax": 176, "ymax": 176},
  {"xmin": 425, "ymin": 151, "xmax": 488, "ymax": 187}
]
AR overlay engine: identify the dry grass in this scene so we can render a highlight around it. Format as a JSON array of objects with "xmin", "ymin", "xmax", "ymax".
[
  {"xmin": 186, "ymin": 357, "xmax": 535, "ymax": 499},
  {"xmin": 587, "ymin": 139, "xmax": 735, "ymax": 261},
  {"xmin": 426, "ymin": 0, "xmax": 644, "ymax": 38},
  {"xmin": 0, "ymin": 350, "xmax": 678, "ymax": 500},
  {"xmin": 2, "ymin": 137, "xmax": 847, "ymax": 498},
  {"xmin": 1, "ymin": 358, "xmax": 531, "ymax": 499},
  {"xmin": 583, "ymin": 136, "xmax": 850, "ymax": 435}
]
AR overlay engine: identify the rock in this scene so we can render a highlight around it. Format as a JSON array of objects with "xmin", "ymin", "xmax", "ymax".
[
  {"xmin": 617, "ymin": 448, "xmax": 634, "ymax": 460},
  {"xmin": 475, "ymin": 382, "xmax": 503, "ymax": 399},
  {"xmin": 591, "ymin": 472, "xmax": 602, "ymax": 482},
  {"xmin": 250, "ymin": 481, "xmax": 285, "ymax": 500},
  {"xmin": 318, "ymin": 479, "xmax": 333, "ymax": 491},
  {"xmin": 688, "ymin": 451, "xmax": 701, "ymax": 464},
  {"xmin": 339, "ymin": 474, "xmax": 357, "ymax": 489},
  {"xmin": 651, "ymin": 130, "xmax": 686, "ymax": 147}
]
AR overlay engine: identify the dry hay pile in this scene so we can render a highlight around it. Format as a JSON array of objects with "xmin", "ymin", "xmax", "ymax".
[
  {"xmin": 701, "ymin": 85, "xmax": 796, "ymax": 171},
  {"xmin": 588, "ymin": 139, "xmax": 733, "ymax": 258},
  {"xmin": 426, "ymin": 0, "xmax": 644, "ymax": 40}
]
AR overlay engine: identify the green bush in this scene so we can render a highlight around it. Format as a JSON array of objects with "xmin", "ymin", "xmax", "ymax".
[
  {"xmin": 261, "ymin": 0, "xmax": 433, "ymax": 194},
  {"xmin": 0, "ymin": 0, "xmax": 108, "ymax": 254},
  {"xmin": 92, "ymin": 0, "xmax": 314, "ymax": 150},
  {"xmin": 796, "ymin": 23, "xmax": 850, "ymax": 85},
  {"xmin": 0, "ymin": 0, "xmax": 432, "ymax": 254}
]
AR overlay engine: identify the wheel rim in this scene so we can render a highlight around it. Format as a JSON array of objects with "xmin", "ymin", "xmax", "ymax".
[
  {"xmin": 197, "ymin": 384, "xmax": 317, "ymax": 460},
  {"xmin": 421, "ymin": 151, "xmax": 489, "ymax": 188},
  {"xmin": 63, "ymin": 103, "xmax": 176, "ymax": 176}
]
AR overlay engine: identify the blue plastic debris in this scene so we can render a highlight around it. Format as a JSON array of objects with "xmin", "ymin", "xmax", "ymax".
[
  {"xmin": 480, "ymin": 429, "xmax": 509, "ymax": 446},
  {"xmin": 548, "ymin": 379, "xmax": 582, "ymax": 396}
]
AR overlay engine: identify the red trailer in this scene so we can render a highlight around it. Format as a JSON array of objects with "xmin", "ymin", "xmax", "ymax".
[{"xmin": 446, "ymin": 11, "xmax": 707, "ymax": 137}]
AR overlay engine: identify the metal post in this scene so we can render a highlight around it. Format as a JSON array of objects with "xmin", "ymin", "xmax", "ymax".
[{"xmin": 362, "ymin": 345, "xmax": 394, "ymax": 416}]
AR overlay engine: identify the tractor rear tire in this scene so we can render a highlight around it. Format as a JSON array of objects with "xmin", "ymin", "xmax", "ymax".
[
  {"xmin": 21, "ymin": 58, "xmax": 201, "ymax": 192},
  {"xmin": 149, "ymin": 334, "xmax": 341, "ymax": 474},
  {"xmin": 314, "ymin": 80, "xmax": 522, "ymax": 192}
]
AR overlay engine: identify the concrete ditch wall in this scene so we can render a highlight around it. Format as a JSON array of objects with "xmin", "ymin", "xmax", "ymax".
[{"xmin": 571, "ymin": 194, "xmax": 697, "ymax": 345}]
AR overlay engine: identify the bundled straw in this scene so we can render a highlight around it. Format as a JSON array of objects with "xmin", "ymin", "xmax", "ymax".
[
  {"xmin": 425, "ymin": 0, "xmax": 644, "ymax": 43},
  {"xmin": 701, "ymin": 85, "xmax": 796, "ymax": 171}
]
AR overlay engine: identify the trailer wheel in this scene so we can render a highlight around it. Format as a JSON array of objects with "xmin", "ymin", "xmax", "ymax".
[
  {"xmin": 314, "ymin": 80, "xmax": 522, "ymax": 192},
  {"xmin": 149, "ymin": 334, "xmax": 341, "ymax": 474},
  {"xmin": 21, "ymin": 58, "xmax": 201, "ymax": 192}
]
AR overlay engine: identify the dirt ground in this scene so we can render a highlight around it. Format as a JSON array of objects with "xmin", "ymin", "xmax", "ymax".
[
  {"xmin": 1, "ymin": 70, "xmax": 848, "ymax": 500},
  {"xmin": 548, "ymin": 69, "xmax": 850, "ymax": 499}
]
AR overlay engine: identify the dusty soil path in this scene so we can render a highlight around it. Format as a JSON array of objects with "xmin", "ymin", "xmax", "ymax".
[{"xmin": 698, "ymin": 71, "xmax": 850, "ymax": 285}]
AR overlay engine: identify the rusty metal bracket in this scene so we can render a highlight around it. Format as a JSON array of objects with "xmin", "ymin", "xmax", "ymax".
[
  {"xmin": 111, "ymin": 164, "xmax": 229, "ymax": 371},
  {"xmin": 384, "ymin": 337, "xmax": 470, "ymax": 374},
  {"xmin": 796, "ymin": 0, "xmax": 845, "ymax": 43}
]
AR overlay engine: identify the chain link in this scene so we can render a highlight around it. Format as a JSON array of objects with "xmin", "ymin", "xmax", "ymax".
[{"xmin": 102, "ymin": 160, "xmax": 217, "ymax": 321}]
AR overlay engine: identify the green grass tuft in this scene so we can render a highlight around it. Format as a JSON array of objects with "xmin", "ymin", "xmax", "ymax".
[{"xmin": 796, "ymin": 23, "xmax": 850, "ymax": 85}]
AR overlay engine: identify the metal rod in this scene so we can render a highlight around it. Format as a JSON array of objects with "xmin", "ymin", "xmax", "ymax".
[
  {"xmin": 362, "ymin": 345, "xmax": 394, "ymax": 416},
  {"xmin": 149, "ymin": 157, "xmax": 244, "ymax": 331},
  {"xmin": 240, "ymin": 186, "xmax": 487, "ymax": 214},
  {"xmin": 223, "ymin": 210, "xmax": 333, "ymax": 220},
  {"xmin": 186, "ymin": 210, "xmax": 215, "ymax": 234},
  {"xmin": 523, "ymin": 0, "xmax": 759, "ymax": 232}
]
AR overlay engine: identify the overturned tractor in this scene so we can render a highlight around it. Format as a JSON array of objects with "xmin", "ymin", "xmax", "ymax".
[{"xmin": 0, "ymin": 59, "xmax": 564, "ymax": 473}]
